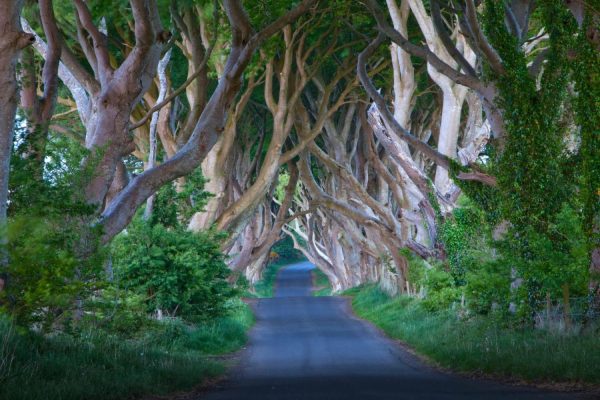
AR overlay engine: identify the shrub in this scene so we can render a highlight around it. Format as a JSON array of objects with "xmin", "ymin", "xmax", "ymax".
[
  {"xmin": 494, "ymin": 204, "xmax": 589, "ymax": 318},
  {"xmin": 420, "ymin": 267, "xmax": 461, "ymax": 312},
  {"xmin": 112, "ymin": 220, "xmax": 235, "ymax": 321},
  {"xmin": 1, "ymin": 216, "xmax": 104, "ymax": 328},
  {"xmin": 439, "ymin": 201, "xmax": 489, "ymax": 285},
  {"xmin": 403, "ymin": 250, "xmax": 461, "ymax": 312},
  {"xmin": 1, "ymin": 134, "xmax": 104, "ymax": 329},
  {"xmin": 465, "ymin": 260, "xmax": 511, "ymax": 315}
]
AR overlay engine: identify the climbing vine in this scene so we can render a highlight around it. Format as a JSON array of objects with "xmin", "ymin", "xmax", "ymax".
[
  {"xmin": 441, "ymin": 1, "xmax": 588, "ymax": 317},
  {"xmin": 571, "ymin": 3, "xmax": 600, "ymax": 313},
  {"xmin": 439, "ymin": 203, "xmax": 488, "ymax": 286}
]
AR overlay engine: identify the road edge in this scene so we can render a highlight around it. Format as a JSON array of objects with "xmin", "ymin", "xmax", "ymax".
[{"xmin": 338, "ymin": 295, "xmax": 600, "ymax": 399}]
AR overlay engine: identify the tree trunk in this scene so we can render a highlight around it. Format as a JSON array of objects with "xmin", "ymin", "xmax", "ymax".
[
  {"xmin": 0, "ymin": 0, "xmax": 34, "ymax": 287},
  {"xmin": 99, "ymin": 0, "xmax": 317, "ymax": 243},
  {"xmin": 0, "ymin": 0, "xmax": 34, "ymax": 220},
  {"xmin": 434, "ymin": 90, "xmax": 463, "ymax": 193},
  {"xmin": 144, "ymin": 50, "xmax": 171, "ymax": 220},
  {"xmin": 18, "ymin": 0, "xmax": 61, "ymax": 181}
]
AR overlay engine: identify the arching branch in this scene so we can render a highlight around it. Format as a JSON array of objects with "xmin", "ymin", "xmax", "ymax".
[
  {"xmin": 365, "ymin": 0, "xmax": 485, "ymax": 93},
  {"xmin": 99, "ymin": 0, "xmax": 317, "ymax": 243},
  {"xmin": 357, "ymin": 33, "xmax": 497, "ymax": 187}
]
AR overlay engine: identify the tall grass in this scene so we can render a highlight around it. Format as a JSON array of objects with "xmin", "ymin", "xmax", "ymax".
[
  {"xmin": 171, "ymin": 300, "xmax": 254, "ymax": 354},
  {"xmin": 0, "ymin": 300, "xmax": 253, "ymax": 400},
  {"xmin": 347, "ymin": 285, "xmax": 600, "ymax": 384}
]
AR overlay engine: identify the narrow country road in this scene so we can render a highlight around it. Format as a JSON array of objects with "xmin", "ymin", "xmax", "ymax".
[{"xmin": 203, "ymin": 262, "xmax": 572, "ymax": 400}]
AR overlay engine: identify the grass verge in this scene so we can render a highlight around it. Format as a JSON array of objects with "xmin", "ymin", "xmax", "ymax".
[
  {"xmin": 311, "ymin": 268, "xmax": 332, "ymax": 296},
  {"xmin": 346, "ymin": 285, "xmax": 600, "ymax": 385},
  {"xmin": 251, "ymin": 258, "xmax": 300, "ymax": 298},
  {"xmin": 0, "ymin": 300, "xmax": 253, "ymax": 400}
]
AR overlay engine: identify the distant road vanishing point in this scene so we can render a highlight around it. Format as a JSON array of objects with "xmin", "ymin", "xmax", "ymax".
[{"xmin": 202, "ymin": 262, "xmax": 572, "ymax": 400}]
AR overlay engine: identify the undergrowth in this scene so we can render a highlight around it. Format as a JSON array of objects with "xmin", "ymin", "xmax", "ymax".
[{"xmin": 0, "ymin": 300, "xmax": 253, "ymax": 400}]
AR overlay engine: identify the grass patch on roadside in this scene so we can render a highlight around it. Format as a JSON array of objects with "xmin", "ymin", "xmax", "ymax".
[
  {"xmin": 312, "ymin": 268, "xmax": 332, "ymax": 296},
  {"xmin": 170, "ymin": 299, "xmax": 254, "ymax": 355},
  {"xmin": 251, "ymin": 259, "xmax": 295, "ymax": 298},
  {"xmin": 346, "ymin": 285, "xmax": 600, "ymax": 384},
  {"xmin": 0, "ymin": 300, "xmax": 253, "ymax": 400}
]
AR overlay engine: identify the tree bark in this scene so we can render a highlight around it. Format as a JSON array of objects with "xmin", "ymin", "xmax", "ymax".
[
  {"xmin": 144, "ymin": 50, "xmax": 171, "ymax": 220},
  {"xmin": 0, "ymin": 0, "xmax": 35, "ymax": 286},
  {"xmin": 99, "ymin": 0, "xmax": 317, "ymax": 243}
]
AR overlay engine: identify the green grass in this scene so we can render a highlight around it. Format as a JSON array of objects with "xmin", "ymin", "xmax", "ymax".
[
  {"xmin": 0, "ymin": 300, "xmax": 254, "ymax": 400},
  {"xmin": 170, "ymin": 299, "xmax": 254, "ymax": 354},
  {"xmin": 347, "ymin": 285, "xmax": 600, "ymax": 384},
  {"xmin": 251, "ymin": 259, "xmax": 332, "ymax": 298},
  {"xmin": 251, "ymin": 258, "xmax": 300, "ymax": 298},
  {"xmin": 311, "ymin": 268, "xmax": 332, "ymax": 296}
]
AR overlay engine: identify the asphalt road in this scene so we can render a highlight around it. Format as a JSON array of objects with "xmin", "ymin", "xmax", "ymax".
[{"xmin": 203, "ymin": 261, "xmax": 574, "ymax": 400}]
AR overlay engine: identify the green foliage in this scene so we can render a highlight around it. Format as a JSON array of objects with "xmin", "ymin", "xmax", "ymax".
[
  {"xmin": 483, "ymin": 1, "xmax": 572, "ymax": 231},
  {"xmin": 150, "ymin": 169, "xmax": 213, "ymax": 228},
  {"xmin": 452, "ymin": 1, "xmax": 594, "ymax": 315},
  {"xmin": 112, "ymin": 220, "xmax": 234, "ymax": 321},
  {"xmin": 405, "ymin": 196, "xmax": 588, "ymax": 317},
  {"xmin": 420, "ymin": 267, "xmax": 461, "ymax": 312},
  {"xmin": 111, "ymin": 171, "xmax": 231, "ymax": 322},
  {"xmin": 89, "ymin": 287, "xmax": 150, "ymax": 336},
  {"xmin": 9, "ymin": 120, "xmax": 92, "ymax": 217},
  {"xmin": 2, "ymin": 125, "xmax": 103, "ymax": 328},
  {"xmin": 402, "ymin": 250, "xmax": 460, "ymax": 312},
  {"xmin": 421, "ymin": 286, "xmax": 461, "ymax": 313},
  {"xmin": 311, "ymin": 267, "xmax": 332, "ymax": 296},
  {"xmin": 2, "ymin": 216, "xmax": 104, "ymax": 328},
  {"xmin": 573, "ymin": 7, "xmax": 600, "ymax": 288},
  {"xmin": 439, "ymin": 202, "xmax": 489, "ymax": 285},
  {"xmin": 0, "ymin": 301, "xmax": 253, "ymax": 400},
  {"xmin": 274, "ymin": 171, "xmax": 290, "ymax": 203},
  {"xmin": 464, "ymin": 259, "xmax": 511, "ymax": 316},
  {"xmin": 271, "ymin": 235, "xmax": 304, "ymax": 263},
  {"xmin": 449, "ymin": 156, "xmax": 502, "ymax": 225},
  {"xmin": 497, "ymin": 205, "xmax": 589, "ymax": 306}
]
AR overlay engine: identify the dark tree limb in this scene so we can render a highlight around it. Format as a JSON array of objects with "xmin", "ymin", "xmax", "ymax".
[
  {"xmin": 464, "ymin": 0, "xmax": 506, "ymax": 75},
  {"xmin": 431, "ymin": 0, "xmax": 477, "ymax": 77},
  {"xmin": 38, "ymin": 0, "xmax": 62, "ymax": 120}
]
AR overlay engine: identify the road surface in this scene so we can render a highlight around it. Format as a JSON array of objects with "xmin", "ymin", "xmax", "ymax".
[{"xmin": 203, "ymin": 261, "xmax": 573, "ymax": 399}]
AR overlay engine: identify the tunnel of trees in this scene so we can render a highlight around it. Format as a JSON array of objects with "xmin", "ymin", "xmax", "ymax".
[{"xmin": 0, "ymin": 0, "xmax": 598, "ymax": 397}]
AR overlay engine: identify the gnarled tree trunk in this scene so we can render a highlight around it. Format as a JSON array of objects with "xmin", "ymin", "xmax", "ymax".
[{"xmin": 0, "ymin": 0, "xmax": 35, "ymax": 289}]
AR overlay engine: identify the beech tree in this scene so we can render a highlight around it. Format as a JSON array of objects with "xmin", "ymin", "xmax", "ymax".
[
  {"xmin": 20, "ymin": 0, "xmax": 315, "ymax": 242},
  {"xmin": 99, "ymin": 0, "xmax": 316, "ymax": 242},
  {"xmin": 352, "ymin": 0, "xmax": 598, "ymax": 309},
  {"xmin": 0, "ymin": 0, "xmax": 35, "ymax": 290},
  {"xmin": 0, "ymin": 1, "xmax": 34, "ymax": 221},
  {"xmin": 279, "ymin": 0, "xmax": 493, "ymax": 293},
  {"xmin": 1, "ymin": 0, "xmax": 597, "ymax": 322}
]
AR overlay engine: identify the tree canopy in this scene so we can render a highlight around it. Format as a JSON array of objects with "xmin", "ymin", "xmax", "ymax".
[{"xmin": 0, "ymin": 0, "xmax": 598, "ymax": 332}]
